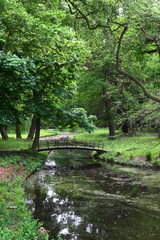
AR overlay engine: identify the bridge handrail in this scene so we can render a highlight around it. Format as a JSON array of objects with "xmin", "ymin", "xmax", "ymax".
[{"xmin": 37, "ymin": 139, "xmax": 105, "ymax": 151}]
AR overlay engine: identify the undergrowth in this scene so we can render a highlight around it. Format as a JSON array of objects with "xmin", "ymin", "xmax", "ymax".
[
  {"xmin": 0, "ymin": 152, "xmax": 47, "ymax": 172},
  {"xmin": 0, "ymin": 178, "xmax": 46, "ymax": 240}
]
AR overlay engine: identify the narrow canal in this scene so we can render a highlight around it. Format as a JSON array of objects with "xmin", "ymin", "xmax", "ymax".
[{"xmin": 25, "ymin": 150, "xmax": 160, "ymax": 240}]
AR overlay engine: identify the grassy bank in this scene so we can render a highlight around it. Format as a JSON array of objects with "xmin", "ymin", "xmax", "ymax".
[
  {"xmin": 0, "ymin": 151, "xmax": 63, "ymax": 240},
  {"xmin": 72, "ymin": 128, "xmax": 160, "ymax": 168},
  {"xmin": 0, "ymin": 152, "xmax": 48, "ymax": 240}
]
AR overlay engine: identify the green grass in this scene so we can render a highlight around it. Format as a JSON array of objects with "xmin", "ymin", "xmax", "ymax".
[
  {"xmin": 0, "ymin": 139, "xmax": 32, "ymax": 150},
  {"xmin": 72, "ymin": 128, "xmax": 160, "ymax": 167},
  {"xmin": 2, "ymin": 129, "xmax": 60, "ymax": 139},
  {"xmin": 0, "ymin": 129, "xmax": 60, "ymax": 150},
  {"xmin": 0, "ymin": 178, "xmax": 63, "ymax": 240},
  {"xmin": 0, "ymin": 151, "xmax": 47, "ymax": 170},
  {"xmin": 0, "ymin": 178, "xmax": 47, "ymax": 240},
  {"xmin": 0, "ymin": 152, "xmax": 48, "ymax": 239}
]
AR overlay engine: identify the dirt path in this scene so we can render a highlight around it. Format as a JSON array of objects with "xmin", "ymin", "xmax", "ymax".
[{"xmin": 40, "ymin": 132, "xmax": 77, "ymax": 140}]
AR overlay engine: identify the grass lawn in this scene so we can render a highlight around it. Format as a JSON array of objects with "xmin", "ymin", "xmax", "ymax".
[
  {"xmin": 72, "ymin": 128, "xmax": 160, "ymax": 167},
  {"xmin": 0, "ymin": 129, "xmax": 60, "ymax": 150},
  {"xmin": 4, "ymin": 129, "xmax": 60, "ymax": 139}
]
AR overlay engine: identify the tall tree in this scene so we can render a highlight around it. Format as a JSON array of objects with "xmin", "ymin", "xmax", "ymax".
[
  {"xmin": 0, "ymin": 51, "xmax": 36, "ymax": 139},
  {"xmin": 64, "ymin": 0, "xmax": 160, "ymax": 104},
  {"xmin": 0, "ymin": 0, "xmax": 95, "ymax": 148}
]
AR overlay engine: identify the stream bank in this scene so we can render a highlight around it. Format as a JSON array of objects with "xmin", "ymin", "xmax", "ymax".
[
  {"xmin": 0, "ymin": 151, "xmax": 52, "ymax": 240},
  {"xmin": 1, "ymin": 131, "xmax": 160, "ymax": 239}
]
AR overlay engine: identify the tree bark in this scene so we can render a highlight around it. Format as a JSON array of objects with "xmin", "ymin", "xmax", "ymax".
[
  {"xmin": 27, "ymin": 116, "xmax": 37, "ymax": 140},
  {"xmin": 31, "ymin": 117, "xmax": 41, "ymax": 151},
  {"xmin": 16, "ymin": 123, "xmax": 22, "ymax": 139},
  {"xmin": 121, "ymin": 120, "xmax": 129, "ymax": 134},
  {"xmin": 102, "ymin": 86, "xmax": 115, "ymax": 136},
  {"xmin": 0, "ymin": 126, "xmax": 8, "ymax": 139},
  {"xmin": 158, "ymin": 125, "xmax": 160, "ymax": 138},
  {"xmin": 108, "ymin": 119, "xmax": 116, "ymax": 136}
]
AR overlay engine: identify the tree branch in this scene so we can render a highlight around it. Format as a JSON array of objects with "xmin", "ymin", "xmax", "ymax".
[
  {"xmin": 66, "ymin": 0, "xmax": 109, "ymax": 30},
  {"xmin": 143, "ymin": 49, "xmax": 158, "ymax": 54},
  {"xmin": 66, "ymin": 0, "xmax": 160, "ymax": 103},
  {"xmin": 116, "ymin": 26, "xmax": 160, "ymax": 103}
]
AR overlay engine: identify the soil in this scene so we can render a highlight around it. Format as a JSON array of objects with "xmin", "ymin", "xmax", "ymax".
[{"xmin": 0, "ymin": 164, "xmax": 25, "ymax": 181}]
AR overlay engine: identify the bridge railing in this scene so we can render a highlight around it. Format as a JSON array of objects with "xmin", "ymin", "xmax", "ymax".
[{"xmin": 37, "ymin": 139, "xmax": 105, "ymax": 151}]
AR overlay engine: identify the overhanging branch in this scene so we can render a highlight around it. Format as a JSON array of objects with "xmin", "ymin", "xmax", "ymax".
[
  {"xmin": 116, "ymin": 26, "xmax": 160, "ymax": 103},
  {"xmin": 66, "ymin": 0, "xmax": 160, "ymax": 103},
  {"xmin": 66, "ymin": 0, "xmax": 110, "ymax": 30}
]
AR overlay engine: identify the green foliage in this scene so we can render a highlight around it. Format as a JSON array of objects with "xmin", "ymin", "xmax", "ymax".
[
  {"xmin": 0, "ymin": 0, "xmax": 93, "ymax": 134},
  {"xmin": 0, "ymin": 178, "xmax": 47, "ymax": 240},
  {"xmin": 62, "ymin": 108, "xmax": 96, "ymax": 132},
  {"xmin": 66, "ymin": 0, "xmax": 160, "ymax": 133},
  {"xmin": 0, "ymin": 51, "xmax": 36, "ymax": 127},
  {"xmin": 0, "ymin": 150, "xmax": 66, "ymax": 239},
  {"xmin": 0, "ymin": 49, "xmax": 95, "ymax": 133},
  {"xmin": 0, "ymin": 151, "xmax": 47, "ymax": 171}
]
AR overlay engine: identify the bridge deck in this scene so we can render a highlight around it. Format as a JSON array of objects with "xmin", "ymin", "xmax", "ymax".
[
  {"xmin": 37, "ymin": 139, "xmax": 106, "ymax": 153},
  {"xmin": 37, "ymin": 145, "xmax": 107, "ymax": 152}
]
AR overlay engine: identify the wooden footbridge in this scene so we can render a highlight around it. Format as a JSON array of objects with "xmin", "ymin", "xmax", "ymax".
[{"xmin": 37, "ymin": 139, "xmax": 107, "ymax": 153}]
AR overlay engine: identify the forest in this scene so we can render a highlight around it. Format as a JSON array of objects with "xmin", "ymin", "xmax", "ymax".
[
  {"xmin": 0, "ymin": 0, "xmax": 160, "ymax": 240},
  {"xmin": 0, "ymin": 0, "xmax": 160, "ymax": 145}
]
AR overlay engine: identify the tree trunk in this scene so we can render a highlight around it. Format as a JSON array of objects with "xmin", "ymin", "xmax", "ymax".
[
  {"xmin": 102, "ymin": 86, "xmax": 115, "ymax": 137},
  {"xmin": 31, "ymin": 117, "xmax": 41, "ymax": 151},
  {"xmin": 0, "ymin": 126, "xmax": 8, "ymax": 139},
  {"xmin": 27, "ymin": 116, "xmax": 37, "ymax": 140},
  {"xmin": 16, "ymin": 123, "xmax": 22, "ymax": 139},
  {"xmin": 158, "ymin": 125, "xmax": 160, "ymax": 138},
  {"xmin": 122, "ymin": 120, "xmax": 129, "ymax": 134},
  {"xmin": 108, "ymin": 120, "xmax": 115, "ymax": 136}
]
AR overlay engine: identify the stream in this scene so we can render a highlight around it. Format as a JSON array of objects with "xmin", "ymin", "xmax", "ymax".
[{"xmin": 25, "ymin": 150, "xmax": 160, "ymax": 240}]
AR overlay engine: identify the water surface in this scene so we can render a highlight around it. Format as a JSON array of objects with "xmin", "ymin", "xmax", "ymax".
[{"xmin": 25, "ymin": 150, "xmax": 160, "ymax": 240}]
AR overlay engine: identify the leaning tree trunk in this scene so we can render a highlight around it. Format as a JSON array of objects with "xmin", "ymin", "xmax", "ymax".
[
  {"xmin": 102, "ymin": 86, "xmax": 115, "ymax": 137},
  {"xmin": 31, "ymin": 117, "xmax": 41, "ymax": 151},
  {"xmin": 16, "ymin": 122, "xmax": 22, "ymax": 139},
  {"xmin": 0, "ymin": 126, "xmax": 8, "ymax": 139},
  {"xmin": 27, "ymin": 116, "xmax": 37, "ymax": 140}
]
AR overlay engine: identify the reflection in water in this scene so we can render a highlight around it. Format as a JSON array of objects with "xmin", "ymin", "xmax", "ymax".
[{"xmin": 25, "ymin": 150, "xmax": 160, "ymax": 240}]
